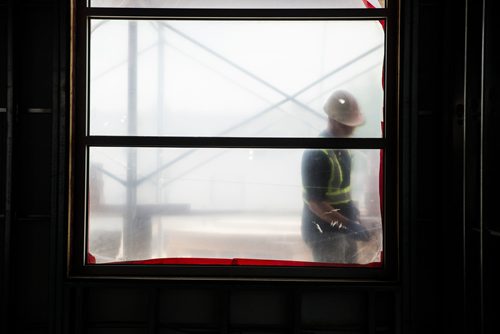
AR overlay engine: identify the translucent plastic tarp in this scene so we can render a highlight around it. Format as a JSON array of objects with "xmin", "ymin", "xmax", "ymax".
[
  {"xmin": 89, "ymin": 19, "xmax": 385, "ymax": 137},
  {"xmin": 87, "ymin": 147, "xmax": 383, "ymax": 265},
  {"xmin": 90, "ymin": 0, "xmax": 385, "ymax": 9}
]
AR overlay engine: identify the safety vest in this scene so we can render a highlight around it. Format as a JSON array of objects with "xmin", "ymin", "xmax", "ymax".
[{"xmin": 304, "ymin": 149, "xmax": 352, "ymax": 206}]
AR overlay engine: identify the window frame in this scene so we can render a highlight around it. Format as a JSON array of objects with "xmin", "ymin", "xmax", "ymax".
[{"xmin": 70, "ymin": 0, "xmax": 400, "ymax": 281}]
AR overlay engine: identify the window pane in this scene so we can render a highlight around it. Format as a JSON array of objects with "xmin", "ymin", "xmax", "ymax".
[
  {"xmin": 90, "ymin": 0, "xmax": 385, "ymax": 9},
  {"xmin": 88, "ymin": 147, "xmax": 383, "ymax": 265},
  {"xmin": 89, "ymin": 19, "xmax": 385, "ymax": 138}
]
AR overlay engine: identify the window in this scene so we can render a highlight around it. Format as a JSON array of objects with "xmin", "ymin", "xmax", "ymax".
[{"xmin": 71, "ymin": 0, "xmax": 398, "ymax": 279}]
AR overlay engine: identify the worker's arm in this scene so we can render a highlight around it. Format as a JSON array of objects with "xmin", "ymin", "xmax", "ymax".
[
  {"xmin": 307, "ymin": 200, "xmax": 370, "ymax": 241},
  {"xmin": 307, "ymin": 200, "xmax": 352, "ymax": 226}
]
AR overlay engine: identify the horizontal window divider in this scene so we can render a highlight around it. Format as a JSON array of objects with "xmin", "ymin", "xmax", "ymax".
[
  {"xmin": 75, "ymin": 265, "xmax": 387, "ymax": 281},
  {"xmin": 84, "ymin": 136, "xmax": 385, "ymax": 149},
  {"xmin": 84, "ymin": 7, "xmax": 389, "ymax": 20}
]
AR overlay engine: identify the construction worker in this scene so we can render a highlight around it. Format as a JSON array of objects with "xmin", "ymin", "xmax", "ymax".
[{"xmin": 301, "ymin": 90, "xmax": 370, "ymax": 263}]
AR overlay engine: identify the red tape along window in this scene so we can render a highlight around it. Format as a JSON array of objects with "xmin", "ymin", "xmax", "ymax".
[{"xmin": 87, "ymin": 256, "xmax": 382, "ymax": 268}]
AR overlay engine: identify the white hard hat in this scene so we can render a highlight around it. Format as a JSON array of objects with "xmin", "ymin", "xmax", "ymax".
[{"xmin": 323, "ymin": 90, "xmax": 365, "ymax": 127}]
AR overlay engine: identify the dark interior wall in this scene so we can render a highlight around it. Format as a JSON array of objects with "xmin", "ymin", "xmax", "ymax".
[
  {"xmin": 0, "ymin": 0, "xmax": 496, "ymax": 333},
  {"xmin": 0, "ymin": 0, "xmax": 7, "ymax": 273},
  {"xmin": 483, "ymin": 1, "xmax": 500, "ymax": 333},
  {"xmin": 463, "ymin": 0, "xmax": 483, "ymax": 332},
  {"xmin": 0, "ymin": 5, "xmax": 7, "ymax": 330},
  {"xmin": 410, "ymin": 1, "xmax": 467, "ymax": 333},
  {"xmin": 1, "ymin": 2, "xmax": 57, "ymax": 333}
]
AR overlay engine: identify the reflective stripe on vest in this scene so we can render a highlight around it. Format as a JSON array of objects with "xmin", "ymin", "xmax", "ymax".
[
  {"xmin": 303, "ymin": 149, "xmax": 352, "ymax": 206},
  {"xmin": 322, "ymin": 149, "xmax": 352, "ymax": 205}
]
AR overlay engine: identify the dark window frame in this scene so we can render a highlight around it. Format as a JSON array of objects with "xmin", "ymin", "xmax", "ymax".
[{"xmin": 70, "ymin": 1, "xmax": 400, "ymax": 281}]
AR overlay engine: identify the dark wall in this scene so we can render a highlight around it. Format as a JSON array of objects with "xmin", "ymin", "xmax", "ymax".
[
  {"xmin": 1, "ymin": 0, "xmax": 496, "ymax": 333},
  {"xmin": 477, "ymin": 1, "xmax": 500, "ymax": 333},
  {"xmin": 410, "ymin": 1, "xmax": 471, "ymax": 333}
]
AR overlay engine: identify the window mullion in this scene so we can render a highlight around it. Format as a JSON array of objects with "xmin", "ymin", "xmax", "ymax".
[
  {"xmin": 83, "ymin": 7, "xmax": 389, "ymax": 20},
  {"xmin": 84, "ymin": 136, "xmax": 386, "ymax": 149}
]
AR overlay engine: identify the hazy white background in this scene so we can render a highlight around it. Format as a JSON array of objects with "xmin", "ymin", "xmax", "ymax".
[{"xmin": 87, "ymin": 17, "xmax": 385, "ymax": 264}]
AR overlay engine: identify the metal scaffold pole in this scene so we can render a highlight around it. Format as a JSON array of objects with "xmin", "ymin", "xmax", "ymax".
[{"xmin": 124, "ymin": 21, "xmax": 151, "ymax": 260}]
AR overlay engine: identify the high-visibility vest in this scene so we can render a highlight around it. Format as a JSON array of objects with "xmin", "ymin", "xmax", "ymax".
[{"xmin": 304, "ymin": 149, "xmax": 352, "ymax": 206}]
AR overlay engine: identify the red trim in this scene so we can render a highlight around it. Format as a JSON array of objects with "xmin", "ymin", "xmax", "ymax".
[
  {"xmin": 87, "ymin": 252, "xmax": 96, "ymax": 264},
  {"xmin": 119, "ymin": 257, "xmax": 233, "ymax": 265},
  {"xmin": 94, "ymin": 257, "xmax": 382, "ymax": 268},
  {"xmin": 231, "ymin": 258, "xmax": 382, "ymax": 268},
  {"xmin": 362, "ymin": 0, "xmax": 386, "ymax": 29},
  {"xmin": 380, "ymin": 122, "xmax": 384, "ymax": 217},
  {"xmin": 362, "ymin": 0, "xmax": 376, "ymax": 9}
]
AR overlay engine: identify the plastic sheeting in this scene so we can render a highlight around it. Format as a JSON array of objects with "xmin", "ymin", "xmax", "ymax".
[{"xmin": 85, "ymin": 2, "xmax": 386, "ymax": 268}]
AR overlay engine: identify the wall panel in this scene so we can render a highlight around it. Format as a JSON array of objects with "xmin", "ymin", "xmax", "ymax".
[
  {"xmin": 11, "ymin": 221, "xmax": 50, "ymax": 325},
  {"xmin": 13, "ymin": 6, "xmax": 54, "ymax": 217},
  {"xmin": 159, "ymin": 288, "xmax": 222, "ymax": 326},
  {"xmin": 86, "ymin": 288, "xmax": 150, "ymax": 324},
  {"xmin": 0, "ymin": 2, "xmax": 7, "ymax": 215},
  {"xmin": 86, "ymin": 329, "xmax": 146, "ymax": 334},
  {"xmin": 230, "ymin": 290, "xmax": 288, "ymax": 326},
  {"xmin": 482, "ymin": 1, "xmax": 500, "ymax": 332},
  {"xmin": 301, "ymin": 291, "xmax": 367, "ymax": 329},
  {"xmin": 16, "ymin": 7, "xmax": 53, "ymax": 110},
  {"xmin": 14, "ymin": 113, "xmax": 52, "ymax": 217}
]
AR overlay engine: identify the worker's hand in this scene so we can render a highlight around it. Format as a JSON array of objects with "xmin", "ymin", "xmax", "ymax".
[{"xmin": 347, "ymin": 221, "xmax": 370, "ymax": 241}]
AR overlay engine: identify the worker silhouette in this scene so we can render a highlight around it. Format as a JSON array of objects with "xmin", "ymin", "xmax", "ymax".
[{"xmin": 301, "ymin": 90, "xmax": 370, "ymax": 263}]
